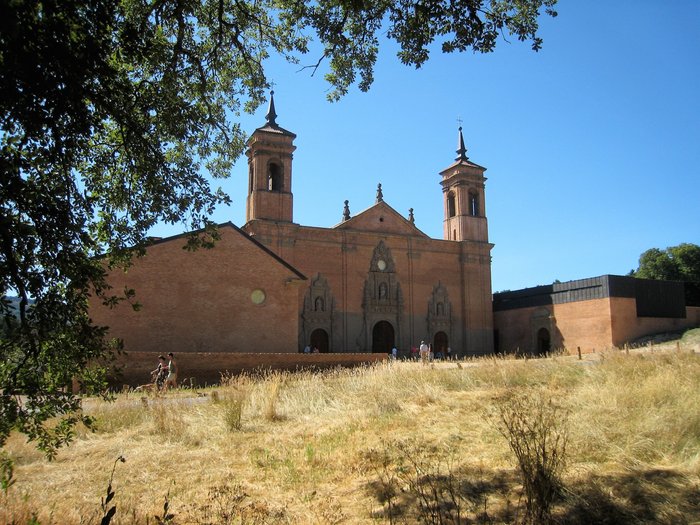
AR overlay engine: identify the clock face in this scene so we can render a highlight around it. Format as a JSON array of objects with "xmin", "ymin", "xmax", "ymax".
[
  {"xmin": 251, "ymin": 289, "xmax": 266, "ymax": 305},
  {"xmin": 377, "ymin": 259, "xmax": 387, "ymax": 271}
]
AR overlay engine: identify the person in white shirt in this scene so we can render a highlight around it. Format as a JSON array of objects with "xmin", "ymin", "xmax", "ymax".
[{"xmin": 419, "ymin": 341, "xmax": 429, "ymax": 364}]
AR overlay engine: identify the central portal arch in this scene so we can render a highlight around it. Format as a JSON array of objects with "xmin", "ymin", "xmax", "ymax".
[
  {"xmin": 310, "ymin": 328, "xmax": 330, "ymax": 353},
  {"xmin": 433, "ymin": 331, "xmax": 449, "ymax": 358},
  {"xmin": 372, "ymin": 321, "xmax": 395, "ymax": 354}
]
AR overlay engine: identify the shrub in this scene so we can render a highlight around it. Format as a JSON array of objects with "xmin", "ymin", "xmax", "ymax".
[
  {"xmin": 194, "ymin": 482, "xmax": 286, "ymax": 524},
  {"xmin": 221, "ymin": 388, "xmax": 249, "ymax": 432},
  {"xmin": 493, "ymin": 389, "xmax": 569, "ymax": 524},
  {"xmin": 150, "ymin": 399, "xmax": 187, "ymax": 439},
  {"xmin": 263, "ymin": 372, "xmax": 284, "ymax": 422},
  {"xmin": 0, "ymin": 451, "xmax": 15, "ymax": 495},
  {"xmin": 367, "ymin": 440, "xmax": 493, "ymax": 524}
]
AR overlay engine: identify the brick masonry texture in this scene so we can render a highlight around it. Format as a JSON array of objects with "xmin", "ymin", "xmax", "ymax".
[
  {"xmin": 112, "ymin": 352, "xmax": 387, "ymax": 388},
  {"xmin": 245, "ymin": 218, "xmax": 494, "ymax": 355},
  {"xmin": 495, "ymin": 298, "xmax": 700, "ymax": 354},
  {"xmin": 90, "ymin": 225, "xmax": 304, "ymax": 357}
]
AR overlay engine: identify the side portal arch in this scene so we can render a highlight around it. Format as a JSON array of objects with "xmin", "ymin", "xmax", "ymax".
[{"xmin": 372, "ymin": 321, "xmax": 395, "ymax": 354}]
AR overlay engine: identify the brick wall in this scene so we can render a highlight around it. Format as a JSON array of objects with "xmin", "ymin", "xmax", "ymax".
[
  {"xmin": 554, "ymin": 298, "xmax": 614, "ymax": 352},
  {"xmin": 689, "ymin": 306, "xmax": 700, "ymax": 325},
  {"xmin": 111, "ymin": 351, "xmax": 388, "ymax": 388},
  {"xmin": 494, "ymin": 306, "xmax": 545, "ymax": 354},
  {"xmin": 611, "ymin": 298, "xmax": 700, "ymax": 345},
  {"xmin": 494, "ymin": 297, "xmax": 700, "ymax": 355},
  {"xmin": 90, "ymin": 225, "xmax": 304, "ymax": 355}
]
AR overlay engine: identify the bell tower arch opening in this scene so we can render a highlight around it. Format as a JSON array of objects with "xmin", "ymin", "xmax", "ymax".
[
  {"xmin": 268, "ymin": 162, "xmax": 283, "ymax": 192},
  {"xmin": 447, "ymin": 192, "xmax": 456, "ymax": 218},
  {"xmin": 469, "ymin": 190, "xmax": 479, "ymax": 217}
]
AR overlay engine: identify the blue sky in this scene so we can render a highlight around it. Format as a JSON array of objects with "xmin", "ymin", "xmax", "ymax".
[{"xmin": 154, "ymin": 1, "xmax": 700, "ymax": 293}]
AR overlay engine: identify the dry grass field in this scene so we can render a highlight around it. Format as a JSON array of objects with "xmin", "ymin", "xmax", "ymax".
[{"xmin": 2, "ymin": 329, "xmax": 699, "ymax": 524}]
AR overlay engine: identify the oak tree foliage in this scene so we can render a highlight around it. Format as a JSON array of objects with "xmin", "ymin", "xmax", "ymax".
[
  {"xmin": 0, "ymin": 0, "xmax": 557, "ymax": 455},
  {"xmin": 632, "ymin": 243, "xmax": 700, "ymax": 283}
]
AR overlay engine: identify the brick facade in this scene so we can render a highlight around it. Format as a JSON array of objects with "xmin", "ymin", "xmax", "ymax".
[
  {"xmin": 91, "ymin": 95, "xmax": 496, "ymax": 384},
  {"xmin": 493, "ymin": 276, "xmax": 700, "ymax": 354},
  {"xmin": 90, "ymin": 225, "xmax": 306, "ymax": 356},
  {"xmin": 244, "ymin": 215, "xmax": 494, "ymax": 355}
]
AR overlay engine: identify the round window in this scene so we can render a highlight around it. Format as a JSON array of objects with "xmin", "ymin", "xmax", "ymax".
[
  {"xmin": 377, "ymin": 259, "xmax": 387, "ymax": 271},
  {"xmin": 251, "ymin": 289, "xmax": 266, "ymax": 305}
]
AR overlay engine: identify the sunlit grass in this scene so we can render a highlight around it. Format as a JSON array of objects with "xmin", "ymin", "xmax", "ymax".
[{"xmin": 2, "ymin": 336, "xmax": 699, "ymax": 524}]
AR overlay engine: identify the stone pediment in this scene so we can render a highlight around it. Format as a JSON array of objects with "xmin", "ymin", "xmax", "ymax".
[{"xmin": 334, "ymin": 202, "xmax": 429, "ymax": 237}]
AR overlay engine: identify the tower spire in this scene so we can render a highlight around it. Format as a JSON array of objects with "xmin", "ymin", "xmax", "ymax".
[
  {"xmin": 456, "ymin": 126, "xmax": 468, "ymax": 161},
  {"xmin": 265, "ymin": 90, "xmax": 278, "ymax": 126}
]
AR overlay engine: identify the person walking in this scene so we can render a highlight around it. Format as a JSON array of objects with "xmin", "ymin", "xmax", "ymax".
[
  {"xmin": 419, "ymin": 340, "xmax": 429, "ymax": 364},
  {"xmin": 151, "ymin": 355, "xmax": 168, "ymax": 391},
  {"xmin": 165, "ymin": 352, "xmax": 178, "ymax": 389}
]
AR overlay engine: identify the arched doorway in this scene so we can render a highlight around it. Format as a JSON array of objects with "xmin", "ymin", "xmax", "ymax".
[
  {"xmin": 310, "ymin": 328, "xmax": 330, "ymax": 353},
  {"xmin": 433, "ymin": 331, "xmax": 448, "ymax": 358},
  {"xmin": 537, "ymin": 327, "xmax": 551, "ymax": 356},
  {"xmin": 372, "ymin": 321, "xmax": 395, "ymax": 353}
]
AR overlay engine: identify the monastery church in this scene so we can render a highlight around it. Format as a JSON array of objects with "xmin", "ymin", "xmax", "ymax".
[{"xmin": 92, "ymin": 93, "xmax": 495, "ymax": 358}]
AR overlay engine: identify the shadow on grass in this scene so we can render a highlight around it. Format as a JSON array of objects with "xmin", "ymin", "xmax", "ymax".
[
  {"xmin": 367, "ymin": 464, "xmax": 521, "ymax": 524},
  {"xmin": 562, "ymin": 468, "xmax": 700, "ymax": 524},
  {"xmin": 367, "ymin": 465, "xmax": 700, "ymax": 524}
]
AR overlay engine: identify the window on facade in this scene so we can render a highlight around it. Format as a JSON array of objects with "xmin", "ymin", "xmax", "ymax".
[
  {"xmin": 268, "ymin": 163, "xmax": 282, "ymax": 192},
  {"xmin": 469, "ymin": 192, "xmax": 479, "ymax": 216},
  {"xmin": 447, "ymin": 192, "xmax": 456, "ymax": 218}
]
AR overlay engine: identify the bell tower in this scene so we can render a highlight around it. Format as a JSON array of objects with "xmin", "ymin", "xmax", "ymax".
[
  {"xmin": 245, "ymin": 91, "xmax": 297, "ymax": 223},
  {"xmin": 440, "ymin": 127, "xmax": 489, "ymax": 242}
]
